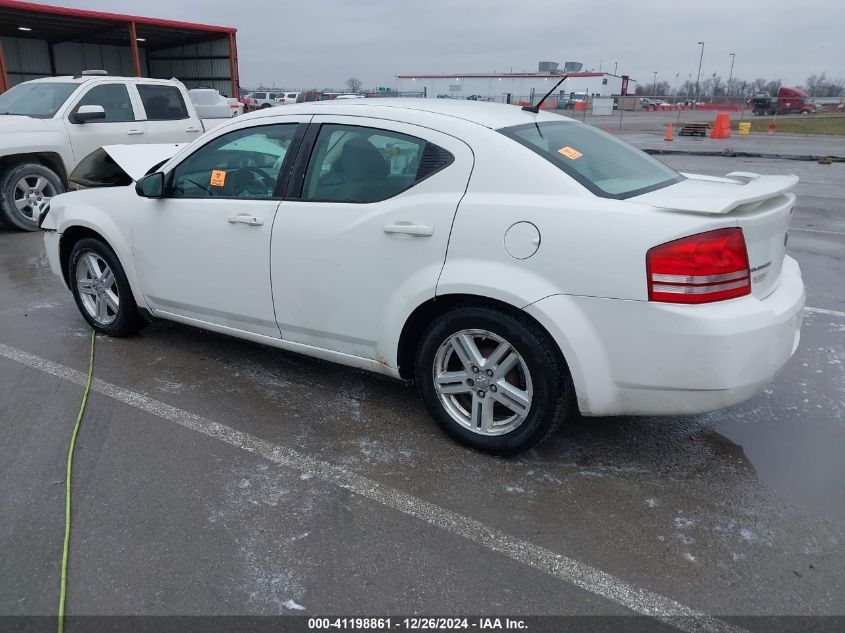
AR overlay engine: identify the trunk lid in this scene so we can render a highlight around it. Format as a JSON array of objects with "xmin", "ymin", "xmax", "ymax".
[{"xmin": 635, "ymin": 172, "xmax": 797, "ymax": 299}]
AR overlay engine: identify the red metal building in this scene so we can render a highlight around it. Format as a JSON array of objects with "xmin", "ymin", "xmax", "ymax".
[{"xmin": 0, "ymin": 0, "xmax": 239, "ymax": 97}]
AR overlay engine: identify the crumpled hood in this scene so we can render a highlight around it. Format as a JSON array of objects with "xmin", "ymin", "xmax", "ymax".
[
  {"xmin": 102, "ymin": 143, "xmax": 185, "ymax": 181},
  {"xmin": 633, "ymin": 171, "xmax": 799, "ymax": 214}
]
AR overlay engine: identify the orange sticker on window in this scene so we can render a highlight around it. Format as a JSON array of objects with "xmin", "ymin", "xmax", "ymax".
[
  {"xmin": 210, "ymin": 169, "xmax": 227, "ymax": 187},
  {"xmin": 557, "ymin": 146, "xmax": 583, "ymax": 160}
]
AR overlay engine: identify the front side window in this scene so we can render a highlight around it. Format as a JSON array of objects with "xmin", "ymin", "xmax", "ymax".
[
  {"xmin": 170, "ymin": 124, "xmax": 298, "ymax": 199},
  {"xmin": 75, "ymin": 84, "xmax": 135, "ymax": 122},
  {"xmin": 137, "ymin": 84, "xmax": 189, "ymax": 121},
  {"xmin": 499, "ymin": 121, "xmax": 683, "ymax": 198},
  {"xmin": 0, "ymin": 82, "xmax": 78, "ymax": 118},
  {"xmin": 302, "ymin": 124, "xmax": 453, "ymax": 203}
]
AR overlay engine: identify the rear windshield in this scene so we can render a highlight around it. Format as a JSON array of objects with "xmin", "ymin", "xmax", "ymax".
[{"xmin": 499, "ymin": 121, "xmax": 683, "ymax": 199}]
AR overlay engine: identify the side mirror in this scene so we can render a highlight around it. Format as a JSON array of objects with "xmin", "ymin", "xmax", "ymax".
[
  {"xmin": 136, "ymin": 172, "xmax": 165, "ymax": 198},
  {"xmin": 73, "ymin": 104, "xmax": 106, "ymax": 123}
]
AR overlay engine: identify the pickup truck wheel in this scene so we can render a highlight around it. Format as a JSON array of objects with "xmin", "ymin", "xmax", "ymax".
[
  {"xmin": 69, "ymin": 238, "xmax": 146, "ymax": 337},
  {"xmin": 0, "ymin": 163, "xmax": 64, "ymax": 231},
  {"xmin": 415, "ymin": 306, "xmax": 573, "ymax": 455}
]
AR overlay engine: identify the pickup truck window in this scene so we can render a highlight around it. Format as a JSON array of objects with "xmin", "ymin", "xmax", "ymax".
[
  {"xmin": 137, "ymin": 84, "xmax": 189, "ymax": 121},
  {"xmin": 0, "ymin": 82, "xmax": 77, "ymax": 118},
  {"xmin": 74, "ymin": 84, "xmax": 135, "ymax": 122}
]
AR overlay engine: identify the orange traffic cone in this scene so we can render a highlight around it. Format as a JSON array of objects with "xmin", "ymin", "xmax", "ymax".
[
  {"xmin": 665, "ymin": 122, "xmax": 674, "ymax": 141},
  {"xmin": 767, "ymin": 123, "xmax": 776, "ymax": 135}
]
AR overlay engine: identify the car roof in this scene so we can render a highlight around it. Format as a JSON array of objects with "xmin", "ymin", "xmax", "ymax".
[
  {"xmin": 26, "ymin": 75, "xmax": 179, "ymax": 85},
  {"xmin": 245, "ymin": 98, "xmax": 571, "ymax": 130}
]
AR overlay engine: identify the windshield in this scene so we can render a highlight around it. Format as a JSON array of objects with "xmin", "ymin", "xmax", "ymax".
[
  {"xmin": 499, "ymin": 121, "xmax": 683, "ymax": 199},
  {"xmin": 0, "ymin": 82, "xmax": 79, "ymax": 118}
]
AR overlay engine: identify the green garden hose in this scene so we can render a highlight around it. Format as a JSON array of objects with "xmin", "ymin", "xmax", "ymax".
[{"xmin": 58, "ymin": 331, "xmax": 95, "ymax": 633}]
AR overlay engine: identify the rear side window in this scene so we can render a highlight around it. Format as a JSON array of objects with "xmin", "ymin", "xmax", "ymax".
[
  {"xmin": 499, "ymin": 121, "xmax": 683, "ymax": 199},
  {"xmin": 301, "ymin": 124, "xmax": 453, "ymax": 203},
  {"xmin": 75, "ymin": 84, "xmax": 135, "ymax": 122},
  {"xmin": 137, "ymin": 84, "xmax": 189, "ymax": 121}
]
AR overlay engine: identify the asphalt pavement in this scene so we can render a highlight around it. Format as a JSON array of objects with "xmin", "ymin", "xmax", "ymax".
[{"xmin": 1, "ymin": 153, "xmax": 843, "ymax": 633}]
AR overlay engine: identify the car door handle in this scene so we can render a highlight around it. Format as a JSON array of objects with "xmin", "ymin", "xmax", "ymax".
[
  {"xmin": 185, "ymin": 126, "xmax": 201, "ymax": 133},
  {"xmin": 228, "ymin": 214, "xmax": 264, "ymax": 226},
  {"xmin": 383, "ymin": 223, "xmax": 434, "ymax": 237},
  {"xmin": 127, "ymin": 129, "xmax": 144, "ymax": 136}
]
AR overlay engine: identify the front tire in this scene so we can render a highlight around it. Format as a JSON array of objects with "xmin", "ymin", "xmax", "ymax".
[
  {"xmin": 415, "ymin": 306, "xmax": 572, "ymax": 455},
  {"xmin": 69, "ymin": 238, "xmax": 146, "ymax": 337},
  {"xmin": 0, "ymin": 162, "xmax": 64, "ymax": 231}
]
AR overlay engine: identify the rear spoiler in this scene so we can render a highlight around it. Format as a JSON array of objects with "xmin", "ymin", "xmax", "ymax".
[{"xmin": 637, "ymin": 172, "xmax": 799, "ymax": 215}]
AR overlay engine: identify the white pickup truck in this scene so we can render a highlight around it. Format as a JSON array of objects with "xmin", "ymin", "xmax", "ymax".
[{"xmin": 0, "ymin": 72, "xmax": 233, "ymax": 230}]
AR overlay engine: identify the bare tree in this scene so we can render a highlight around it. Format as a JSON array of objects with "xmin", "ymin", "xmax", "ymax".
[
  {"xmin": 804, "ymin": 73, "xmax": 845, "ymax": 97},
  {"xmin": 345, "ymin": 77, "xmax": 362, "ymax": 93}
]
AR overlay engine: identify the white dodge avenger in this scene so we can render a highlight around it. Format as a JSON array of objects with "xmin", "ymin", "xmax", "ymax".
[{"xmin": 41, "ymin": 99, "xmax": 805, "ymax": 454}]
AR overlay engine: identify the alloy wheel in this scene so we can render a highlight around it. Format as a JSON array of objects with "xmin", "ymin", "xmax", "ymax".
[
  {"xmin": 432, "ymin": 329, "xmax": 533, "ymax": 436},
  {"xmin": 75, "ymin": 252, "xmax": 120, "ymax": 326},
  {"xmin": 13, "ymin": 175, "xmax": 56, "ymax": 223}
]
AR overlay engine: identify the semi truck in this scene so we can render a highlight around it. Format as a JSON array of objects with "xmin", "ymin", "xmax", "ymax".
[{"xmin": 751, "ymin": 87, "xmax": 819, "ymax": 115}]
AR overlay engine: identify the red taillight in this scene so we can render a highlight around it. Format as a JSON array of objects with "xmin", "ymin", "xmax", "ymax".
[{"xmin": 646, "ymin": 228, "xmax": 751, "ymax": 304}]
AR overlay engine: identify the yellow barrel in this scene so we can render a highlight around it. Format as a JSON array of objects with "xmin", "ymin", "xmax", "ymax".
[{"xmin": 738, "ymin": 122, "xmax": 751, "ymax": 136}]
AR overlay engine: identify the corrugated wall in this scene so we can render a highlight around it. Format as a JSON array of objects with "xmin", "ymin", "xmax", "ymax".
[
  {"xmin": 147, "ymin": 37, "xmax": 231, "ymax": 96},
  {"xmin": 0, "ymin": 36, "xmax": 50, "ymax": 84},
  {"xmin": 0, "ymin": 36, "xmax": 148, "ymax": 86},
  {"xmin": 53, "ymin": 42, "xmax": 148, "ymax": 77}
]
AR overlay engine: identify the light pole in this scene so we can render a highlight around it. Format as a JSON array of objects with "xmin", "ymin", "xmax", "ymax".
[
  {"xmin": 652, "ymin": 71, "xmax": 658, "ymax": 97},
  {"xmin": 727, "ymin": 52, "xmax": 736, "ymax": 99},
  {"xmin": 694, "ymin": 41, "xmax": 704, "ymax": 108},
  {"xmin": 613, "ymin": 61, "xmax": 618, "ymax": 75}
]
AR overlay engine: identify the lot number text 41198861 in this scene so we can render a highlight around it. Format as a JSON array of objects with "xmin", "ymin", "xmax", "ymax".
[{"xmin": 308, "ymin": 618, "xmax": 528, "ymax": 630}]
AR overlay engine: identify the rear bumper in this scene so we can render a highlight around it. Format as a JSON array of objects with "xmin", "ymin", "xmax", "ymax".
[{"xmin": 525, "ymin": 256, "xmax": 805, "ymax": 416}]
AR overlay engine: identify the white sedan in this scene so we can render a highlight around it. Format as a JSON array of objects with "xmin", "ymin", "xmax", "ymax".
[{"xmin": 41, "ymin": 99, "xmax": 805, "ymax": 454}]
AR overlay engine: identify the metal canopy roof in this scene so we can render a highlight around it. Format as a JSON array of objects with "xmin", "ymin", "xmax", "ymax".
[{"xmin": 0, "ymin": 0, "xmax": 235, "ymax": 50}]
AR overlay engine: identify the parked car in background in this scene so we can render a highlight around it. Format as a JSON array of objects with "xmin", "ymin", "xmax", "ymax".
[
  {"xmin": 41, "ymin": 99, "xmax": 805, "ymax": 454},
  {"xmin": 296, "ymin": 91, "xmax": 327, "ymax": 103},
  {"xmin": 0, "ymin": 72, "xmax": 231, "ymax": 231},
  {"xmin": 334, "ymin": 93, "xmax": 366, "ymax": 100},
  {"xmin": 243, "ymin": 91, "xmax": 282, "ymax": 109},
  {"xmin": 640, "ymin": 98, "xmax": 666, "ymax": 110},
  {"xmin": 188, "ymin": 89, "xmax": 239, "ymax": 119},
  {"xmin": 278, "ymin": 92, "xmax": 300, "ymax": 105},
  {"xmin": 837, "ymin": 101, "xmax": 844, "ymax": 113}
]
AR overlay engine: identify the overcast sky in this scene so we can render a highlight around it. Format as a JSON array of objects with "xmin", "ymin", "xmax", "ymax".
[{"xmin": 37, "ymin": 0, "xmax": 845, "ymax": 90}]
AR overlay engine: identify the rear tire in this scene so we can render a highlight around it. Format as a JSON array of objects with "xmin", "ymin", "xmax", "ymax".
[
  {"xmin": 69, "ymin": 237, "xmax": 146, "ymax": 337},
  {"xmin": 415, "ymin": 305, "xmax": 573, "ymax": 455},
  {"xmin": 0, "ymin": 162, "xmax": 64, "ymax": 231}
]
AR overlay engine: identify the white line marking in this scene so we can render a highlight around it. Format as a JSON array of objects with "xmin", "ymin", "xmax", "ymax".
[
  {"xmin": 791, "ymin": 227, "xmax": 845, "ymax": 236},
  {"xmin": 805, "ymin": 306, "xmax": 845, "ymax": 318},
  {"xmin": 0, "ymin": 341, "xmax": 745, "ymax": 633}
]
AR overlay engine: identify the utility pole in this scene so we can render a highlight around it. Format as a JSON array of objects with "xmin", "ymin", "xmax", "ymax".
[
  {"xmin": 694, "ymin": 41, "xmax": 704, "ymax": 109},
  {"xmin": 727, "ymin": 52, "xmax": 736, "ymax": 98},
  {"xmin": 652, "ymin": 71, "xmax": 658, "ymax": 97}
]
